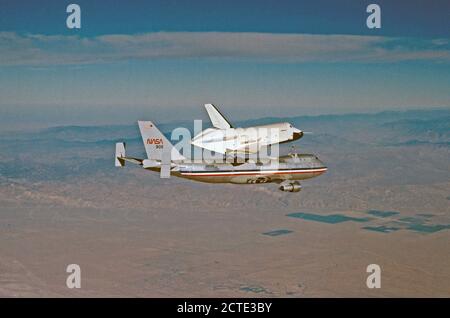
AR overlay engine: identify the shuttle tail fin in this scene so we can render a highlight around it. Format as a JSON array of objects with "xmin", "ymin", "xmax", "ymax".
[{"xmin": 204, "ymin": 103, "xmax": 232, "ymax": 129}]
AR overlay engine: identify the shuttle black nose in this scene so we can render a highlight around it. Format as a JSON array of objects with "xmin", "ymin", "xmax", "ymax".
[{"xmin": 293, "ymin": 131, "xmax": 303, "ymax": 140}]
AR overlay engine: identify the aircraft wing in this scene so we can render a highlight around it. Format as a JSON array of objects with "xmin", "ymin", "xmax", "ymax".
[{"xmin": 204, "ymin": 104, "xmax": 233, "ymax": 129}]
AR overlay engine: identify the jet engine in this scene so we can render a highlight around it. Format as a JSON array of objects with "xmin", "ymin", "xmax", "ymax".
[{"xmin": 279, "ymin": 182, "xmax": 302, "ymax": 192}]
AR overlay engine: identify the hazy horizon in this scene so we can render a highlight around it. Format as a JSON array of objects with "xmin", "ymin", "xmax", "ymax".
[{"xmin": 0, "ymin": 105, "xmax": 449, "ymax": 133}]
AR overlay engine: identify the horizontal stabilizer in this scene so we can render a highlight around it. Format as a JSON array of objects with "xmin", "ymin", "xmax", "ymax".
[{"xmin": 122, "ymin": 157, "xmax": 144, "ymax": 165}]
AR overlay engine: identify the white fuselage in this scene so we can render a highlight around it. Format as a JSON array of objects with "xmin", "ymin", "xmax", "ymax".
[
  {"xmin": 191, "ymin": 122, "xmax": 303, "ymax": 154},
  {"xmin": 145, "ymin": 153, "xmax": 326, "ymax": 185}
]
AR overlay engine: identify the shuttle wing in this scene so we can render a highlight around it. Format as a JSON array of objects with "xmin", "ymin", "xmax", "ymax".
[{"xmin": 204, "ymin": 104, "xmax": 232, "ymax": 129}]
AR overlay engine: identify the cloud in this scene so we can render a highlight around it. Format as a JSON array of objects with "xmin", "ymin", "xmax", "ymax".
[{"xmin": 0, "ymin": 31, "xmax": 449, "ymax": 66}]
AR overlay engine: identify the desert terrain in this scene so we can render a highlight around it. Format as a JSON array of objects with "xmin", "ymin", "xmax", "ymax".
[{"xmin": 0, "ymin": 108, "xmax": 449, "ymax": 297}]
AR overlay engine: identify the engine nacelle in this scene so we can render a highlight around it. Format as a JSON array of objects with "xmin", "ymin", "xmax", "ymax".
[{"xmin": 279, "ymin": 182, "xmax": 302, "ymax": 192}]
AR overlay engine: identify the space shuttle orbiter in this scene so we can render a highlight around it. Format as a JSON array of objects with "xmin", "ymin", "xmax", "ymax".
[{"xmin": 190, "ymin": 104, "xmax": 303, "ymax": 155}]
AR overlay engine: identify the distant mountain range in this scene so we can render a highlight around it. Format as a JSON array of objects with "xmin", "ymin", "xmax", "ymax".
[
  {"xmin": 0, "ymin": 108, "xmax": 448, "ymax": 182},
  {"xmin": 2, "ymin": 108, "xmax": 448, "ymax": 143}
]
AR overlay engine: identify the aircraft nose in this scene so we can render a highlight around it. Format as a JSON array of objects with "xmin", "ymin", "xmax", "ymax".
[
  {"xmin": 316, "ymin": 158, "xmax": 327, "ymax": 169},
  {"xmin": 292, "ymin": 130, "xmax": 303, "ymax": 140}
]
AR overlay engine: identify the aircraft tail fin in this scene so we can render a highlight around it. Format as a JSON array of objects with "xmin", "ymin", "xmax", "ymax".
[
  {"xmin": 137, "ymin": 121, "xmax": 185, "ymax": 162},
  {"xmin": 204, "ymin": 103, "xmax": 232, "ymax": 129}
]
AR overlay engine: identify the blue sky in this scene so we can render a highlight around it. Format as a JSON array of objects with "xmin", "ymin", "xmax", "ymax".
[{"xmin": 0, "ymin": 0, "xmax": 449, "ymax": 129}]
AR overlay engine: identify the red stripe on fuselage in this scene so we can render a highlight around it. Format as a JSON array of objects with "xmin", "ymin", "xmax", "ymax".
[{"xmin": 180, "ymin": 168, "xmax": 327, "ymax": 177}]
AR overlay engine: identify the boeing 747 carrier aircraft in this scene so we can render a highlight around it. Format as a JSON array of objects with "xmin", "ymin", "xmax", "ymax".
[{"xmin": 115, "ymin": 120, "xmax": 327, "ymax": 192}]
